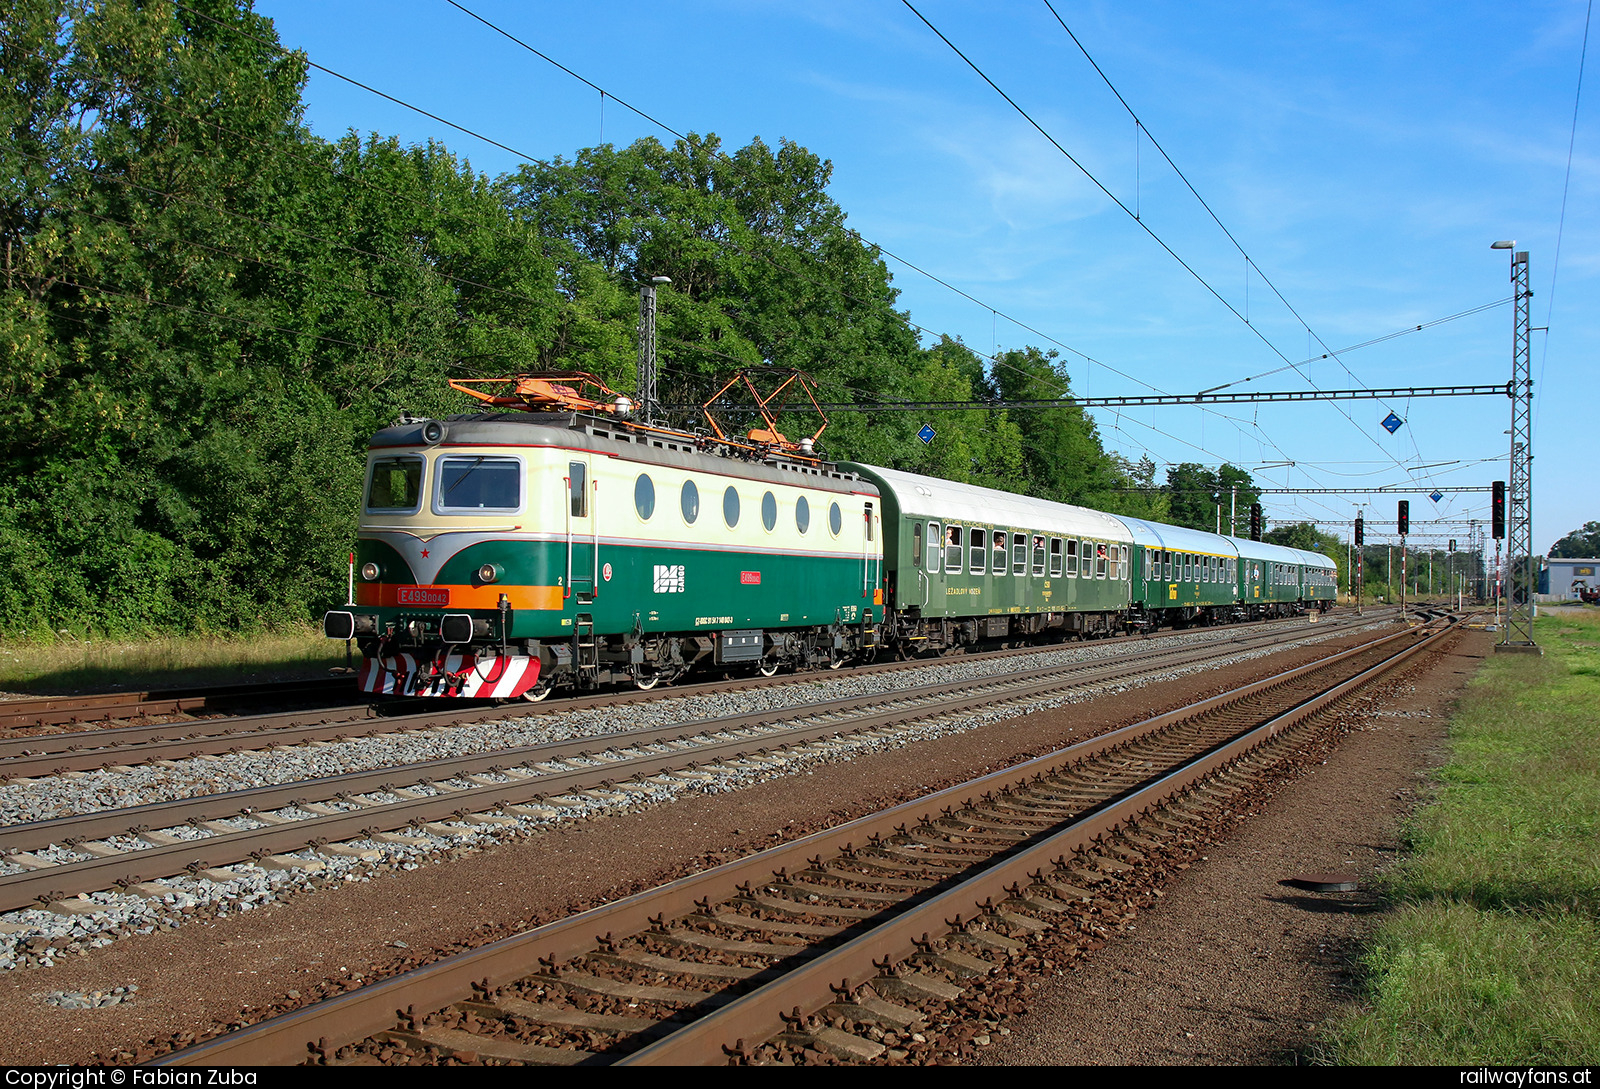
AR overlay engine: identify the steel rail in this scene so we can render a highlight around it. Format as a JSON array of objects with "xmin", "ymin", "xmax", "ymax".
[
  {"xmin": 621, "ymin": 617, "xmax": 1456, "ymax": 1063},
  {"xmin": 0, "ymin": 611, "xmax": 1386, "ymax": 776},
  {"xmin": 0, "ymin": 677, "xmax": 355, "ymax": 732},
  {"xmin": 0, "ymin": 618, "xmax": 1373, "ymax": 910},
  {"xmin": 155, "ymin": 619, "xmax": 1443, "ymax": 1067}
]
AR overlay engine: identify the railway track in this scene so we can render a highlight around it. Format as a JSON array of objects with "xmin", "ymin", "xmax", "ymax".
[
  {"xmin": 0, "ymin": 611, "xmax": 1388, "ymax": 914},
  {"xmin": 0, "ymin": 676, "xmax": 357, "ymax": 735},
  {"xmin": 0, "ymin": 610, "xmax": 1392, "ymax": 779},
  {"xmin": 151, "ymin": 613, "xmax": 1455, "ymax": 1067}
]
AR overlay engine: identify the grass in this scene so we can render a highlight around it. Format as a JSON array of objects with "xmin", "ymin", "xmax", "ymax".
[
  {"xmin": 0, "ymin": 624, "xmax": 350, "ymax": 694},
  {"xmin": 1331, "ymin": 608, "xmax": 1600, "ymax": 1065}
]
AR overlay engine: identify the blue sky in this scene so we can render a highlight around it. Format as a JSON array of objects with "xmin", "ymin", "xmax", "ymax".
[{"xmin": 255, "ymin": 0, "xmax": 1595, "ymax": 557}]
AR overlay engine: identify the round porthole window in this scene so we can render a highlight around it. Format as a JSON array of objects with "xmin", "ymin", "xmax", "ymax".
[
  {"xmin": 829, "ymin": 501, "xmax": 843, "ymax": 537},
  {"xmin": 723, "ymin": 486, "xmax": 741, "ymax": 528},
  {"xmin": 795, "ymin": 495, "xmax": 810, "ymax": 534},
  {"xmin": 761, "ymin": 491, "xmax": 777, "ymax": 532},
  {"xmin": 681, "ymin": 479, "xmax": 699, "ymax": 524},
  {"xmin": 634, "ymin": 473, "xmax": 655, "ymax": 520}
]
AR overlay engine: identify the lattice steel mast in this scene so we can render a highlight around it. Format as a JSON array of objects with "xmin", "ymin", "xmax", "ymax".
[{"xmin": 1500, "ymin": 246, "xmax": 1538, "ymax": 651}]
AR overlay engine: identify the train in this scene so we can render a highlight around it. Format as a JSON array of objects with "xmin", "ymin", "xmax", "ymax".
[{"xmin": 322, "ymin": 372, "xmax": 1338, "ymax": 700}]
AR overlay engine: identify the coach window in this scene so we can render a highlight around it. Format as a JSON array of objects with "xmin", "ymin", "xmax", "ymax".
[
  {"xmin": 1166, "ymin": 550, "xmax": 1175, "ymax": 581},
  {"xmin": 723, "ymin": 486, "xmax": 740, "ymax": 529},
  {"xmin": 1121, "ymin": 545, "xmax": 1129, "ymax": 580},
  {"xmin": 681, "ymin": 479, "xmax": 699, "ymax": 525},
  {"xmin": 633, "ymin": 473, "xmax": 655, "ymax": 521},
  {"xmin": 993, "ymin": 530, "xmax": 1008, "ymax": 574},
  {"xmin": 1048, "ymin": 537, "xmax": 1063, "ymax": 577},
  {"xmin": 366, "ymin": 456, "xmax": 424, "ymax": 512},
  {"xmin": 1081, "ymin": 540, "xmax": 1093, "ymax": 578},
  {"xmin": 1066, "ymin": 538, "xmax": 1079, "ymax": 577},
  {"xmin": 970, "ymin": 529, "xmax": 986, "ymax": 574},
  {"xmin": 1108, "ymin": 545, "xmax": 1118, "ymax": 581},
  {"xmin": 829, "ymin": 502, "xmax": 844, "ymax": 537},
  {"xmin": 928, "ymin": 522, "xmax": 942, "ymax": 571},
  {"xmin": 913, "ymin": 522, "xmax": 924, "ymax": 567},
  {"xmin": 1095, "ymin": 543, "xmax": 1107, "ymax": 579},
  {"xmin": 1031, "ymin": 535, "xmax": 1046, "ymax": 576},
  {"xmin": 568, "ymin": 462, "xmax": 587, "ymax": 518},
  {"xmin": 945, "ymin": 526, "xmax": 964, "ymax": 573},
  {"xmin": 796, "ymin": 495, "xmax": 810, "ymax": 534},
  {"xmin": 1012, "ymin": 533, "xmax": 1027, "ymax": 575},
  {"xmin": 761, "ymin": 490, "xmax": 778, "ymax": 532},
  {"xmin": 1187, "ymin": 554, "xmax": 1195, "ymax": 582}
]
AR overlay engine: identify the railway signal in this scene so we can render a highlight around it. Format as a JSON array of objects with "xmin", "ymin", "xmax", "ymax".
[
  {"xmin": 1249, "ymin": 503, "xmax": 1263, "ymax": 541},
  {"xmin": 1397, "ymin": 500, "xmax": 1410, "ymax": 536},
  {"xmin": 1491, "ymin": 480, "xmax": 1506, "ymax": 540},
  {"xmin": 1354, "ymin": 514, "xmax": 1365, "ymax": 546}
]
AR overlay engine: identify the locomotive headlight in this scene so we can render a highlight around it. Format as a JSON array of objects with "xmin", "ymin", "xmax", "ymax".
[
  {"xmin": 477, "ymin": 562, "xmax": 503, "ymax": 584},
  {"xmin": 360, "ymin": 562, "xmax": 381, "ymax": 581}
]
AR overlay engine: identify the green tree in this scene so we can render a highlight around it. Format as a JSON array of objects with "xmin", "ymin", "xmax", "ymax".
[{"xmin": 1550, "ymin": 522, "xmax": 1600, "ymax": 558}]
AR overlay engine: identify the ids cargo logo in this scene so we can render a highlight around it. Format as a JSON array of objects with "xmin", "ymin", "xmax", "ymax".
[
  {"xmin": 396, "ymin": 586, "xmax": 449, "ymax": 606},
  {"xmin": 740, "ymin": 571, "xmax": 761, "ymax": 585},
  {"xmin": 653, "ymin": 564, "xmax": 686, "ymax": 593}
]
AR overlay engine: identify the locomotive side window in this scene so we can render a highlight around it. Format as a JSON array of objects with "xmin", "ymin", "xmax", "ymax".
[
  {"xmin": 1031, "ymin": 535, "xmax": 1045, "ymax": 576},
  {"xmin": 437, "ymin": 456, "xmax": 520, "ymax": 513},
  {"xmin": 723, "ymin": 486, "xmax": 741, "ymax": 528},
  {"xmin": 761, "ymin": 491, "xmax": 778, "ymax": 532},
  {"xmin": 1012, "ymin": 533, "xmax": 1026, "ymax": 574},
  {"xmin": 568, "ymin": 462, "xmax": 587, "ymax": 517},
  {"xmin": 796, "ymin": 495, "xmax": 810, "ymax": 534},
  {"xmin": 864, "ymin": 502, "xmax": 874, "ymax": 541},
  {"xmin": 928, "ymin": 522, "xmax": 942, "ymax": 571},
  {"xmin": 633, "ymin": 474, "xmax": 655, "ymax": 521},
  {"xmin": 913, "ymin": 522, "xmax": 923, "ymax": 567},
  {"xmin": 366, "ymin": 456, "xmax": 423, "ymax": 512},
  {"xmin": 1065, "ymin": 538, "xmax": 1079, "ymax": 577},
  {"xmin": 992, "ymin": 529, "xmax": 1007, "ymax": 574},
  {"xmin": 970, "ymin": 528, "xmax": 986, "ymax": 574},
  {"xmin": 945, "ymin": 526, "xmax": 964, "ymax": 573},
  {"xmin": 829, "ymin": 502, "xmax": 843, "ymax": 537},
  {"xmin": 681, "ymin": 479, "xmax": 700, "ymax": 525},
  {"xmin": 1048, "ymin": 537, "xmax": 1063, "ymax": 577}
]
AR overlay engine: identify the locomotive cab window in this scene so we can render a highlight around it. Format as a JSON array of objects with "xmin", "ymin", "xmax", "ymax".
[
  {"xmin": 1048, "ymin": 537, "xmax": 1063, "ymax": 578},
  {"xmin": 1012, "ymin": 533, "xmax": 1026, "ymax": 575},
  {"xmin": 1065, "ymin": 538, "xmax": 1079, "ymax": 577},
  {"xmin": 946, "ymin": 526, "xmax": 964, "ymax": 573},
  {"xmin": 366, "ymin": 456, "xmax": 424, "ymax": 512},
  {"xmin": 970, "ymin": 529, "xmax": 986, "ymax": 574},
  {"xmin": 436, "ymin": 456, "xmax": 520, "ymax": 513}
]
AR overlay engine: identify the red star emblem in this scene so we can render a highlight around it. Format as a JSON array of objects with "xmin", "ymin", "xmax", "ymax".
[{"xmin": 420, "ymin": 549, "xmax": 430, "ymax": 558}]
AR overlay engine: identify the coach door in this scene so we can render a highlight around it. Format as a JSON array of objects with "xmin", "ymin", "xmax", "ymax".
[
  {"xmin": 566, "ymin": 456, "xmax": 596, "ymax": 603},
  {"xmin": 862, "ymin": 502, "xmax": 881, "ymax": 605}
]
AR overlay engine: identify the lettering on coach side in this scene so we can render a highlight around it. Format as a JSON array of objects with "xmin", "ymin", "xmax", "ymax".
[{"xmin": 695, "ymin": 616, "xmax": 734, "ymax": 625}]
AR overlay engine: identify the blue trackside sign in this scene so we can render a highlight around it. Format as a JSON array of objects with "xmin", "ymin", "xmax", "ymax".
[
  {"xmin": 917, "ymin": 423, "xmax": 936, "ymax": 444},
  {"xmin": 1381, "ymin": 411, "xmax": 1404, "ymax": 434}
]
